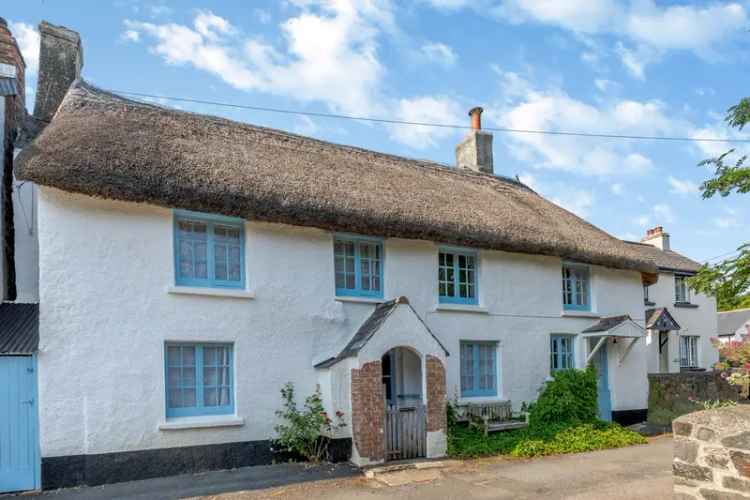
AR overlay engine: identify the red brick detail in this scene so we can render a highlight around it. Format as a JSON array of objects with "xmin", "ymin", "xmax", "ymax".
[
  {"xmin": 426, "ymin": 355, "xmax": 447, "ymax": 433},
  {"xmin": 351, "ymin": 361, "xmax": 385, "ymax": 461},
  {"xmin": 0, "ymin": 19, "xmax": 27, "ymax": 123}
]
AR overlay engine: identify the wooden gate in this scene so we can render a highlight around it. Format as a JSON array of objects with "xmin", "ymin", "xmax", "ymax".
[{"xmin": 385, "ymin": 404, "xmax": 426, "ymax": 461}]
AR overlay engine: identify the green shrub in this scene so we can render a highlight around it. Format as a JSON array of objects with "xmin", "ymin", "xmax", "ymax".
[
  {"xmin": 447, "ymin": 421, "xmax": 646, "ymax": 459},
  {"xmin": 273, "ymin": 382, "xmax": 346, "ymax": 463},
  {"xmin": 511, "ymin": 423, "xmax": 646, "ymax": 457},
  {"xmin": 528, "ymin": 367, "xmax": 598, "ymax": 430}
]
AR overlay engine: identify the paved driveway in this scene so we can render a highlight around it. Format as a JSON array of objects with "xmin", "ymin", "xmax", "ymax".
[{"xmin": 210, "ymin": 436, "xmax": 673, "ymax": 500}]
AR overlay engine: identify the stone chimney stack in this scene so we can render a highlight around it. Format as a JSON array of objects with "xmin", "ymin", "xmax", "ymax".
[
  {"xmin": 33, "ymin": 21, "xmax": 83, "ymax": 123},
  {"xmin": 641, "ymin": 226, "xmax": 670, "ymax": 251},
  {"xmin": 456, "ymin": 106, "xmax": 493, "ymax": 174}
]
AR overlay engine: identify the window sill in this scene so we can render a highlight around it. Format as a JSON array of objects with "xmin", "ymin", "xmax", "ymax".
[
  {"xmin": 644, "ymin": 300, "xmax": 656, "ymax": 307},
  {"xmin": 167, "ymin": 286, "xmax": 256, "ymax": 300},
  {"xmin": 561, "ymin": 310, "xmax": 600, "ymax": 318},
  {"xmin": 434, "ymin": 304, "xmax": 488, "ymax": 314},
  {"xmin": 159, "ymin": 415, "xmax": 245, "ymax": 431},
  {"xmin": 334, "ymin": 296, "xmax": 384, "ymax": 304},
  {"xmin": 674, "ymin": 302, "xmax": 699, "ymax": 309}
]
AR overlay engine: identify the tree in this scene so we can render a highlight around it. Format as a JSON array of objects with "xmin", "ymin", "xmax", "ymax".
[{"xmin": 688, "ymin": 98, "xmax": 750, "ymax": 311}]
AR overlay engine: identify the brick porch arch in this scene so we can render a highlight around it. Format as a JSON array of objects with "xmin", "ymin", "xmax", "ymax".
[{"xmin": 350, "ymin": 354, "xmax": 447, "ymax": 464}]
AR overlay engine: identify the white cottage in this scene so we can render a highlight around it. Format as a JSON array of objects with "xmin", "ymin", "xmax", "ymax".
[{"xmin": 1, "ymin": 20, "xmax": 719, "ymax": 492}]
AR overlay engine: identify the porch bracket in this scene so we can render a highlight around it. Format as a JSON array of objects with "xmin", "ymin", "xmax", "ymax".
[
  {"xmin": 585, "ymin": 336, "xmax": 608, "ymax": 366},
  {"xmin": 618, "ymin": 338, "xmax": 639, "ymax": 366}
]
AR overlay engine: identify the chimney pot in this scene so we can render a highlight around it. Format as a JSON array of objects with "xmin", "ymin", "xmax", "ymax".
[
  {"xmin": 469, "ymin": 106, "xmax": 483, "ymax": 130},
  {"xmin": 642, "ymin": 225, "xmax": 670, "ymax": 251}
]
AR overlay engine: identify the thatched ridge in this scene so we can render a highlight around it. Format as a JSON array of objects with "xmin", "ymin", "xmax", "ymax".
[
  {"xmin": 16, "ymin": 81, "xmax": 657, "ymax": 273},
  {"xmin": 623, "ymin": 241, "xmax": 701, "ymax": 273}
]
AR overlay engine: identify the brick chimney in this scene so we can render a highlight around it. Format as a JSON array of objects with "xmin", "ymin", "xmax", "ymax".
[
  {"xmin": 0, "ymin": 17, "xmax": 26, "ymax": 126},
  {"xmin": 641, "ymin": 226, "xmax": 670, "ymax": 251},
  {"xmin": 456, "ymin": 106, "xmax": 493, "ymax": 174},
  {"xmin": 33, "ymin": 21, "xmax": 82, "ymax": 123}
]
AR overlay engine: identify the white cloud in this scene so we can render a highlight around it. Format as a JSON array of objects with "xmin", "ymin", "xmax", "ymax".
[
  {"xmin": 634, "ymin": 215, "xmax": 650, "ymax": 227},
  {"xmin": 388, "ymin": 96, "xmax": 463, "ymax": 149},
  {"xmin": 487, "ymin": 70, "xmax": 673, "ymax": 177},
  {"xmin": 715, "ymin": 206, "xmax": 741, "ymax": 229},
  {"xmin": 293, "ymin": 115, "xmax": 319, "ymax": 136},
  {"xmin": 518, "ymin": 173, "xmax": 540, "ymax": 192},
  {"xmin": 610, "ymin": 183, "xmax": 624, "ymax": 195},
  {"xmin": 420, "ymin": 42, "xmax": 457, "ymax": 67},
  {"xmin": 594, "ymin": 79, "xmax": 616, "ymax": 92},
  {"xmin": 551, "ymin": 188, "xmax": 595, "ymax": 218},
  {"xmin": 668, "ymin": 176, "xmax": 700, "ymax": 196},
  {"xmin": 450, "ymin": 0, "xmax": 749, "ymax": 78},
  {"xmin": 126, "ymin": 2, "xmax": 393, "ymax": 116},
  {"xmin": 690, "ymin": 120, "xmax": 750, "ymax": 159},
  {"xmin": 421, "ymin": 0, "xmax": 471, "ymax": 9},
  {"xmin": 254, "ymin": 9, "xmax": 272, "ymax": 24},
  {"xmin": 9, "ymin": 21, "xmax": 40, "ymax": 76},
  {"xmin": 653, "ymin": 203, "xmax": 675, "ymax": 223},
  {"xmin": 122, "ymin": 29, "xmax": 140, "ymax": 42}
]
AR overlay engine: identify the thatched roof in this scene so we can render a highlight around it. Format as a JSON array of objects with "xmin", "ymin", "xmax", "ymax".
[
  {"xmin": 623, "ymin": 241, "xmax": 701, "ymax": 273},
  {"xmin": 16, "ymin": 81, "xmax": 657, "ymax": 273}
]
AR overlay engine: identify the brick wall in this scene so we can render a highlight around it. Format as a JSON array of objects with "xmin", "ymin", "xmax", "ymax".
[
  {"xmin": 426, "ymin": 355, "xmax": 446, "ymax": 433},
  {"xmin": 673, "ymin": 406, "xmax": 750, "ymax": 499},
  {"xmin": 350, "ymin": 360, "xmax": 385, "ymax": 462}
]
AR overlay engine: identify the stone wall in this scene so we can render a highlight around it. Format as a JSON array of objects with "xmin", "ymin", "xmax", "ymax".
[
  {"xmin": 649, "ymin": 372, "xmax": 739, "ymax": 426},
  {"xmin": 673, "ymin": 406, "xmax": 750, "ymax": 499}
]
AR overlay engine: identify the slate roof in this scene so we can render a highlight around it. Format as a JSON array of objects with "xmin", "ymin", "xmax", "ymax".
[
  {"xmin": 623, "ymin": 241, "xmax": 702, "ymax": 273},
  {"xmin": 0, "ymin": 302, "xmax": 39, "ymax": 354},
  {"xmin": 15, "ymin": 81, "xmax": 659, "ymax": 274},
  {"xmin": 314, "ymin": 296, "xmax": 447, "ymax": 368},
  {"xmin": 582, "ymin": 315, "xmax": 632, "ymax": 333},
  {"xmin": 718, "ymin": 308, "xmax": 750, "ymax": 336},
  {"xmin": 645, "ymin": 307, "xmax": 681, "ymax": 331}
]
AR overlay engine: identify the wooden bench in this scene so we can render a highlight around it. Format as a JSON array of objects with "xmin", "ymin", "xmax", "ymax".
[{"xmin": 453, "ymin": 400, "xmax": 529, "ymax": 435}]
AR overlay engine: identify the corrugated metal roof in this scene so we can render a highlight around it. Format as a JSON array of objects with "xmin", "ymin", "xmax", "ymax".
[
  {"xmin": 0, "ymin": 77, "xmax": 18, "ymax": 97},
  {"xmin": 0, "ymin": 303, "xmax": 39, "ymax": 354}
]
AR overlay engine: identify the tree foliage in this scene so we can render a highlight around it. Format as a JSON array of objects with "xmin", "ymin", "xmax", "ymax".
[{"xmin": 688, "ymin": 95, "xmax": 750, "ymax": 311}]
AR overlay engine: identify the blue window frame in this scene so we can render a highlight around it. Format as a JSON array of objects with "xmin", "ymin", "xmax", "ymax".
[
  {"xmin": 165, "ymin": 343, "xmax": 234, "ymax": 417},
  {"xmin": 174, "ymin": 211, "xmax": 245, "ymax": 289},
  {"xmin": 460, "ymin": 341, "xmax": 497, "ymax": 397},
  {"xmin": 562, "ymin": 263, "xmax": 591, "ymax": 311},
  {"xmin": 550, "ymin": 335, "xmax": 575, "ymax": 371},
  {"xmin": 439, "ymin": 249, "xmax": 478, "ymax": 305},
  {"xmin": 334, "ymin": 235, "xmax": 384, "ymax": 298}
]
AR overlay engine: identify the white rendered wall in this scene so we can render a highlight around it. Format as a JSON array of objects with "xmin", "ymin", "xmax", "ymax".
[
  {"xmin": 38, "ymin": 188, "xmax": 649, "ymax": 458},
  {"xmin": 645, "ymin": 271, "xmax": 719, "ymax": 372}
]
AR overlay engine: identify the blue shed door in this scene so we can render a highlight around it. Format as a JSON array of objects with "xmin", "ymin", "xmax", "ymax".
[
  {"xmin": 593, "ymin": 344, "xmax": 612, "ymax": 422},
  {"xmin": 0, "ymin": 356, "xmax": 40, "ymax": 493}
]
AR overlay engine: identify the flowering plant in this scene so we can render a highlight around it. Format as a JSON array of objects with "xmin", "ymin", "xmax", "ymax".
[
  {"xmin": 712, "ymin": 336, "xmax": 750, "ymax": 398},
  {"xmin": 274, "ymin": 382, "xmax": 347, "ymax": 463}
]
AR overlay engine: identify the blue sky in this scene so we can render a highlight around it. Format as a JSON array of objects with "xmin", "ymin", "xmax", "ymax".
[{"xmin": 5, "ymin": 0, "xmax": 750, "ymax": 263}]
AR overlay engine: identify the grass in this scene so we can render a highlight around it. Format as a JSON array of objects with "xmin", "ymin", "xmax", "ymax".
[{"xmin": 447, "ymin": 421, "xmax": 647, "ymax": 459}]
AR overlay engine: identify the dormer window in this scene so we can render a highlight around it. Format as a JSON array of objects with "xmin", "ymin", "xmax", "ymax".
[{"xmin": 562, "ymin": 263, "xmax": 590, "ymax": 311}]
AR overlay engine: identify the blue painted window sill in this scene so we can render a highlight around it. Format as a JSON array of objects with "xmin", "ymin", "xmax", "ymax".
[
  {"xmin": 434, "ymin": 304, "xmax": 488, "ymax": 314},
  {"xmin": 159, "ymin": 415, "xmax": 245, "ymax": 431},
  {"xmin": 167, "ymin": 286, "xmax": 256, "ymax": 300},
  {"xmin": 674, "ymin": 302, "xmax": 699, "ymax": 309}
]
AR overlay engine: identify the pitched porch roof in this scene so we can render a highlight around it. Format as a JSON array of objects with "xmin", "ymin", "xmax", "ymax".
[
  {"xmin": 314, "ymin": 296, "xmax": 448, "ymax": 369},
  {"xmin": 581, "ymin": 315, "xmax": 645, "ymax": 338},
  {"xmin": 645, "ymin": 307, "xmax": 681, "ymax": 331},
  {"xmin": 0, "ymin": 302, "xmax": 39, "ymax": 354}
]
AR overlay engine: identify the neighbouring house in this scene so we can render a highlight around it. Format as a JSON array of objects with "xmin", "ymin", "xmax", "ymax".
[
  {"xmin": 0, "ymin": 20, "xmax": 720, "ymax": 493},
  {"xmin": 718, "ymin": 308, "xmax": 750, "ymax": 342},
  {"xmin": 0, "ymin": 17, "xmax": 41, "ymax": 494},
  {"xmin": 624, "ymin": 228, "xmax": 718, "ymax": 373}
]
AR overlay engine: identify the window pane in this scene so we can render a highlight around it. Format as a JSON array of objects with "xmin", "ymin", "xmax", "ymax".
[
  {"xmin": 182, "ymin": 346, "xmax": 196, "ymax": 366},
  {"xmin": 204, "ymin": 388, "xmax": 218, "ymax": 407},
  {"xmin": 460, "ymin": 344, "xmax": 474, "ymax": 392},
  {"xmin": 183, "ymin": 389, "xmax": 196, "ymax": 407},
  {"xmin": 168, "ymin": 389, "xmax": 182, "ymax": 408},
  {"xmin": 335, "ymin": 273, "xmax": 345, "ymax": 288}
]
